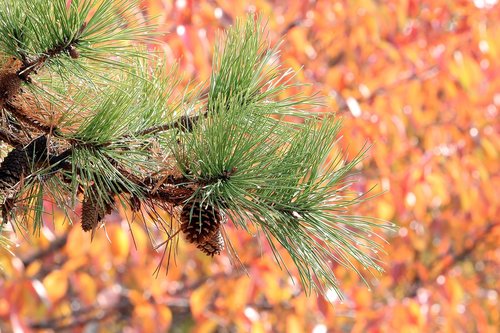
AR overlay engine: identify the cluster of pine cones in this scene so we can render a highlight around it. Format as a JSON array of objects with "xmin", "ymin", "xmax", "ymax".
[{"xmin": 80, "ymin": 192, "xmax": 225, "ymax": 256}]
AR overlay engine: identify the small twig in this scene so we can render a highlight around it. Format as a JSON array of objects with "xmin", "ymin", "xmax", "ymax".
[
  {"xmin": 405, "ymin": 221, "xmax": 500, "ymax": 297},
  {"xmin": 0, "ymin": 127, "xmax": 23, "ymax": 147},
  {"xmin": 21, "ymin": 233, "xmax": 69, "ymax": 267},
  {"xmin": 137, "ymin": 113, "xmax": 205, "ymax": 136},
  {"xmin": 30, "ymin": 294, "xmax": 132, "ymax": 330},
  {"xmin": 18, "ymin": 22, "xmax": 87, "ymax": 80},
  {"xmin": 429, "ymin": 221, "xmax": 500, "ymax": 278}
]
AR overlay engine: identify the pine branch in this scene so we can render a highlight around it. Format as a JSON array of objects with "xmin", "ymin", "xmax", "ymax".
[
  {"xmin": 0, "ymin": 2, "xmax": 393, "ymax": 298},
  {"xmin": 3, "ymin": 101, "xmax": 53, "ymax": 133}
]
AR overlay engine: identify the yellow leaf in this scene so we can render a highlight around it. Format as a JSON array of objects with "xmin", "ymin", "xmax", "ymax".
[
  {"xmin": 481, "ymin": 138, "xmax": 498, "ymax": 159},
  {"xmin": 262, "ymin": 273, "xmax": 292, "ymax": 304},
  {"xmin": 43, "ymin": 270, "xmax": 68, "ymax": 303},
  {"xmin": 66, "ymin": 226, "xmax": 91, "ymax": 258},
  {"xmin": 446, "ymin": 278, "xmax": 464, "ymax": 305},
  {"xmin": 25, "ymin": 260, "xmax": 41, "ymax": 277},
  {"xmin": 449, "ymin": 53, "xmax": 482, "ymax": 90},
  {"xmin": 408, "ymin": 299, "xmax": 424, "ymax": 327},
  {"xmin": 193, "ymin": 319, "xmax": 218, "ymax": 333},
  {"xmin": 251, "ymin": 321, "xmax": 266, "ymax": 333},
  {"xmin": 62, "ymin": 256, "xmax": 87, "ymax": 272},
  {"xmin": 353, "ymin": 287, "xmax": 373, "ymax": 308},
  {"xmin": 226, "ymin": 277, "xmax": 251, "ymax": 313},
  {"xmin": 108, "ymin": 225, "xmax": 130, "ymax": 264},
  {"xmin": 134, "ymin": 303, "xmax": 156, "ymax": 332},
  {"xmin": 0, "ymin": 298, "xmax": 9, "ymax": 317},
  {"xmin": 286, "ymin": 315, "xmax": 303, "ymax": 333},
  {"xmin": 376, "ymin": 198, "xmax": 395, "ymax": 220},
  {"xmin": 190, "ymin": 282, "xmax": 214, "ymax": 319},
  {"xmin": 75, "ymin": 272, "xmax": 97, "ymax": 305},
  {"xmin": 156, "ymin": 305, "xmax": 172, "ymax": 329}
]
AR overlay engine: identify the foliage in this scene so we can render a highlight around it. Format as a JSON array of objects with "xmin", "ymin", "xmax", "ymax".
[{"xmin": 1, "ymin": 0, "xmax": 499, "ymax": 332}]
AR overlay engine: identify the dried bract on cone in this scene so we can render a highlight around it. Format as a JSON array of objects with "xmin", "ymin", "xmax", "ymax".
[{"xmin": 196, "ymin": 229, "xmax": 225, "ymax": 256}]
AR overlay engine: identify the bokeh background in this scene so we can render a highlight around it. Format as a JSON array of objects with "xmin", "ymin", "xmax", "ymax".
[{"xmin": 1, "ymin": 0, "xmax": 499, "ymax": 332}]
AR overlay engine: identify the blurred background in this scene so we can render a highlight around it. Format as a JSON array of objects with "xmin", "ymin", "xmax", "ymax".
[{"xmin": 0, "ymin": 0, "xmax": 499, "ymax": 332}]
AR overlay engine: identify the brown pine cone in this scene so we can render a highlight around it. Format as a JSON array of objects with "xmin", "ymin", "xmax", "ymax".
[
  {"xmin": 81, "ymin": 189, "xmax": 113, "ymax": 232},
  {"xmin": 180, "ymin": 200, "xmax": 222, "ymax": 247}
]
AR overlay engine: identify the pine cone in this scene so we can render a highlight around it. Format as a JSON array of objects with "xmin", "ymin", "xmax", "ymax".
[
  {"xmin": 0, "ymin": 58, "xmax": 22, "ymax": 104},
  {"xmin": 81, "ymin": 190, "xmax": 113, "ymax": 232},
  {"xmin": 81, "ymin": 194, "xmax": 99, "ymax": 232},
  {"xmin": 0, "ymin": 135, "xmax": 47, "ymax": 193},
  {"xmin": 68, "ymin": 45, "xmax": 80, "ymax": 59},
  {"xmin": 180, "ymin": 200, "xmax": 223, "ymax": 254}
]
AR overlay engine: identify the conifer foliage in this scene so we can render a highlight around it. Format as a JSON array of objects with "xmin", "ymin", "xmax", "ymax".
[{"xmin": 0, "ymin": 0, "xmax": 392, "ymax": 297}]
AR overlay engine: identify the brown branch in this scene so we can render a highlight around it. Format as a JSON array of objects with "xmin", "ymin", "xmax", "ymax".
[
  {"xmin": 0, "ymin": 24, "xmax": 87, "ymax": 150},
  {"xmin": 171, "ymin": 270, "xmax": 246, "ymax": 296},
  {"xmin": 3, "ymin": 101, "xmax": 54, "ymax": 133},
  {"xmin": 30, "ymin": 294, "xmax": 132, "ymax": 331},
  {"xmin": 405, "ymin": 221, "xmax": 500, "ymax": 297},
  {"xmin": 429, "ymin": 221, "xmax": 500, "ymax": 278},
  {"xmin": 21, "ymin": 233, "xmax": 69, "ymax": 267},
  {"xmin": 0, "ymin": 129, "xmax": 195, "ymax": 233},
  {"xmin": 0, "ymin": 58, "xmax": 23, "ymax": 107},
  {"xmin": 1, "ymin": 63, "xmax": 56, "ymax": 138}
]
